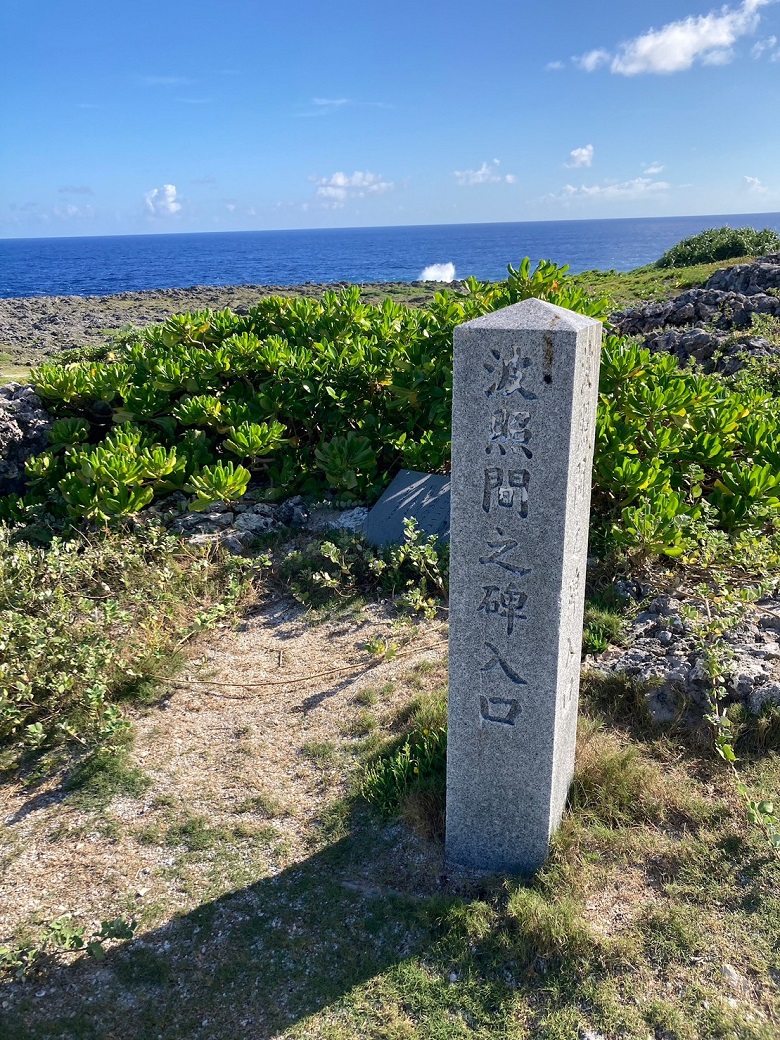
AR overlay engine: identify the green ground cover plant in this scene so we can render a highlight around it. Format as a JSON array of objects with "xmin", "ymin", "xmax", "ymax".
[
  {"xmin": 0, "ymin": 523, "xmax": 245, "ymax": 770},
  {"xmin": 2, "ymin": 261, "xmax": 607, "ymax": 522},
  {"xmin": 655, "ymin": 225, "xmax": 780, "ymax": 268},
  {"xmin": 4, "ymin": 250, "xmax": 779, "ymax": 561}
]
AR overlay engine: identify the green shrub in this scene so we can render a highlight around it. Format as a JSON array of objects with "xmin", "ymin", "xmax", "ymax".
[
  {"xmin": 8, "ymin": 254, "xmax": 780, "ymax": 559},
  {"xmin": 274, "ymin": 518, "xmax": 448, "ymax": 616},
  {"xmin": 0, "ymin": 523, "xmax": 244, "ymax": 766},
  {"xmin": 14, "ymin": 264, "xmax": 606, "ymax": 519},
  {"xmin": 656, "ymin": 226, "xmax": 780, "ymax": 268},
  {"xmin": 592, "ymin": 337, "xmax": 780, "ymax": 553},
  {"xmin": 361, "ymin": 690, "xmax": 447, "ymax": 822}
]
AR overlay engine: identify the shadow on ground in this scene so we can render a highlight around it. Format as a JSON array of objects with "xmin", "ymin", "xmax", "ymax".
[{"xmin": 0, "ymin": 822, "xmax": 447, "ymax": 1040}]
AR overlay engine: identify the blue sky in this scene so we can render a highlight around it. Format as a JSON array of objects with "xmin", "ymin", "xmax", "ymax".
[{"xmin": 2, "ymin": 0, "xmax": 779, "ymax": 238}]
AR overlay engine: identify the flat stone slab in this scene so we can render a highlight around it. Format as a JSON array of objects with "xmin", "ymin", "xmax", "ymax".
[{"xmin": 364, "ymin": 469, "xmax": 451, "ymax": 547}]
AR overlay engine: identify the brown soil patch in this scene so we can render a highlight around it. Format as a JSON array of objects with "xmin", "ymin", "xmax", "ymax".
[{"xmin": 0, "ymin": 596, "xmax": 449, "ymax": 947}]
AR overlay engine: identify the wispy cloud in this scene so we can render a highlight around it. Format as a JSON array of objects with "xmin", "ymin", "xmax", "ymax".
[
  {"xmin": 574, "ymin": 49, "xmax": 610, "ymax": 72},
  {"xmin": 177, "ymin": 97, "xmax": 211, "ymax": 105},
  {"xmin": 744, "ymin": 175, "xmax": 768, "ymax": 192},
  {"xmin": 144, "ymin": 184, "xmax": 183, "ymax": 216},
  {"xmin": 566, "ymin": 145, "xmax": 594, "ymax": 169},
  {"xmin": 192, "ymin": 176, "xmax": 217, "ymax": 186},
  {"xmin": 311, "ymin": 170, "xmax": 395, "ymax": 208},
  {"xmin": 549, "ymin": 177, "xmax": 671, "ymax": 201},
  {"xmin": 545, "ymin": 60, "xmax": 565, "ymax": 71},
  {"xmin": 299, "ymin": 97, "xmax": 393, "ymax": 117},
  {"xmin": 572, "ymin": 0, "xmax": 773, "ymax": 75},
  {"xmin": 642, "ymin": 162, "xmax": 665, "ymax": 175},
  {"xmin": 751, "ymin": 33, "xmax": 780, "ymax": 57},
  {"xmin": 53, "ymin": 203, "xmax": 95, "ymax": 219},
  {"xmin": 454, "ymin": 159, "xmax": 517, "ymax": 186},
  {"xmin": 58, "ymin": 185, "xmax": 93, "ymax": 195}
]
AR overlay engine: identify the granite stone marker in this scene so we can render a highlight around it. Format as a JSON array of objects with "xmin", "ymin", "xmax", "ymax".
[
  {"xmin": 364, "ymin": 469, "xmax": 450, "ymax": 547},
  {"xmin": 446, "ymin": 298, "xmax": 602, "ymax": 876}
]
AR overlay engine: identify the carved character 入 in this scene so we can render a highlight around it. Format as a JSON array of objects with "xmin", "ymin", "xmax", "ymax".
[{"xmin": 480, "ymin": 642, "xmax": 527, "ymax": 685}]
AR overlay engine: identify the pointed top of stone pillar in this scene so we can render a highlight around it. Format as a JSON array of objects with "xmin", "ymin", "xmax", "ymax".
[{"xmin": 459, "ymin": 297, "xmax": 601, "ymax": 334}]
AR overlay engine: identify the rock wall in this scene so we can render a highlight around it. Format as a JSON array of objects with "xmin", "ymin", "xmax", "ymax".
[
  {"xmin": 0, "ymin": 383, "xmax": 53, "ymax": 496},
  {"xmin": 612, "ymin": 254, "xmax": 780, "ymax": 374}
]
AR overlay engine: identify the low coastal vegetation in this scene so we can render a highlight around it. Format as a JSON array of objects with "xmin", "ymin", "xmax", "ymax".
[
  {"xmin": 654, "ymin": 225, "xmax": 780, "ymax": 269},
  {"xmin": 1, "ymin": 227, "xmax": 779, "ymax": 1038}
]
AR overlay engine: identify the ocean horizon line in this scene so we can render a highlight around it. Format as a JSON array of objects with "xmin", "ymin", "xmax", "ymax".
[{"xmin": 3, "ymin": 209, "xmax": 780, "ymax": 245}]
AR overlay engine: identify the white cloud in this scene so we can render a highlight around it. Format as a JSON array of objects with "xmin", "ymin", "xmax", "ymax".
[
  {"xmin": 575, "ymin": 0, "xmax": 773, "ymax": 75},
  {"xmin": 144, "ymin": 184, "xmax": 182, "ymax": 216},
  {"xmin": 574, "ymin": 49, "xmax": 611, "ymax": 72},
  {"xmin": 642, "ymin": 162, "xmax": 665, "ymax": 175},
  {"xmin": 545, "ymin": 60, "xmax": 565, "ymax": 71},
  {"xmin": 744, "ymin": 175, "xmax": 768, "ymax": 192},
  {"xmin": 566, "ymin": 145, "xmax": 594, "ymax": 168},
  {"xmin": 52, "ymin": 203, "xmax": 95, "ymax": 219},
  {"xmin": 311, "ymin": 170, "xmax": 394, "ymax": 208},
  {"xmin": 751, "ymin": 33, "xmax": 779, "ymax": 56},
  {"xmin": 313, "ymin": 97, "xmax": 350, "ymax": 107},
  {"xmin": 550, "ymin": 177, "xmax": 671, "ymax": 201},
  {"xmin": 453, "ymin": 159, "xmax": 517, "ymax": 186}
]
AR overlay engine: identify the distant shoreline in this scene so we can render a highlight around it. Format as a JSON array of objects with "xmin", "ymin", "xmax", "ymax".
[{"xmin": 0, "ymin": 281, "xmax": 446, "ymax": 366}]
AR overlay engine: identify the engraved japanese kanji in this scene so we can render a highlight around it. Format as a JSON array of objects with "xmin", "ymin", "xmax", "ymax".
[
  {"xmin": 480, "ymin": 642, "xmax": 527, "ymax": 685},
  {"xmin": 478, "ymin": 582, "xmax": 528, "ymax": 635},
  {"xmin": 482, "ymin": 468, "xmax": 530, "ymax": 517},
  {"xmin": 486, "ymin": 408, "xmax": 533, "ymax": 457},
  {"xmin": 484, "ymin": 347, "xmax": 538, "ymax": 400},
  {"xmin": 479, "ymin": 696, "xmax": 521, "ymax": 726},
  {"xmin": 478, "ymin": 528, "xmax": 532, "ymax": 576}
]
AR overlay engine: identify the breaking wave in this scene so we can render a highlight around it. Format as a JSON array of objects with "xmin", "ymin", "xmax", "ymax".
[{"xmin": 418, "ymin": 262, "xmax": 456, "ymax": 282}]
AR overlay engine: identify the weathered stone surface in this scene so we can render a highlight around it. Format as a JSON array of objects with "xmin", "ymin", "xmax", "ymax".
[
  {"xmin": 591, "ymin": 592, "xmax": 780, "ymax": 717},
  {"xmin": 446, "ymin": 298, "xmax": 602, "ymax": 876},
  {"xmin": 364, "ymin": 469, "xmax": 450, "ymax": 547},
  {"xmin": 0, "ymin": 382, "xmax": 53, "ymax": 496}
]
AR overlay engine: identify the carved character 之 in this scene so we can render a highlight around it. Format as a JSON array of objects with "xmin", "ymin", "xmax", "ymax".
[{"xmin": 479, "ymin": 527, "xmax": 532, "ymax": 577}]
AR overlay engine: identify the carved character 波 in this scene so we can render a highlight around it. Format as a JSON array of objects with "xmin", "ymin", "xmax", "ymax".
[{"xmin": 484, "ymin": 347, "xmax": 538, "ymax": 400}]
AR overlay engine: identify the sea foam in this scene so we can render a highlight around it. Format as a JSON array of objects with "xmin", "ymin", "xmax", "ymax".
[{"xmin": 419, "ymin": 262, "xmax": 456, "ymax": 282}]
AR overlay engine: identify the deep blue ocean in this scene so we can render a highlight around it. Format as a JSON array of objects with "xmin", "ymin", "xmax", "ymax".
[{"xmin": 2, "ymin": 212, "xmax": 779, "ymax": 298}]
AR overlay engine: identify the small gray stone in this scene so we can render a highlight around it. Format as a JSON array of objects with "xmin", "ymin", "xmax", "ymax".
[
  {"xmin": 365, "ymin": 470, "xmax": 450, "ymax": 547},
  {"xmin": 748, "ymin": 681, "xmax": 780, "ymax": 715}
]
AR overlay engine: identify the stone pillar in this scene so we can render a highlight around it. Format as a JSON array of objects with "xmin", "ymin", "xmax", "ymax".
[{"xmin": 446, "ymin": 298, "xmax": 602, "ymax": 876}]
